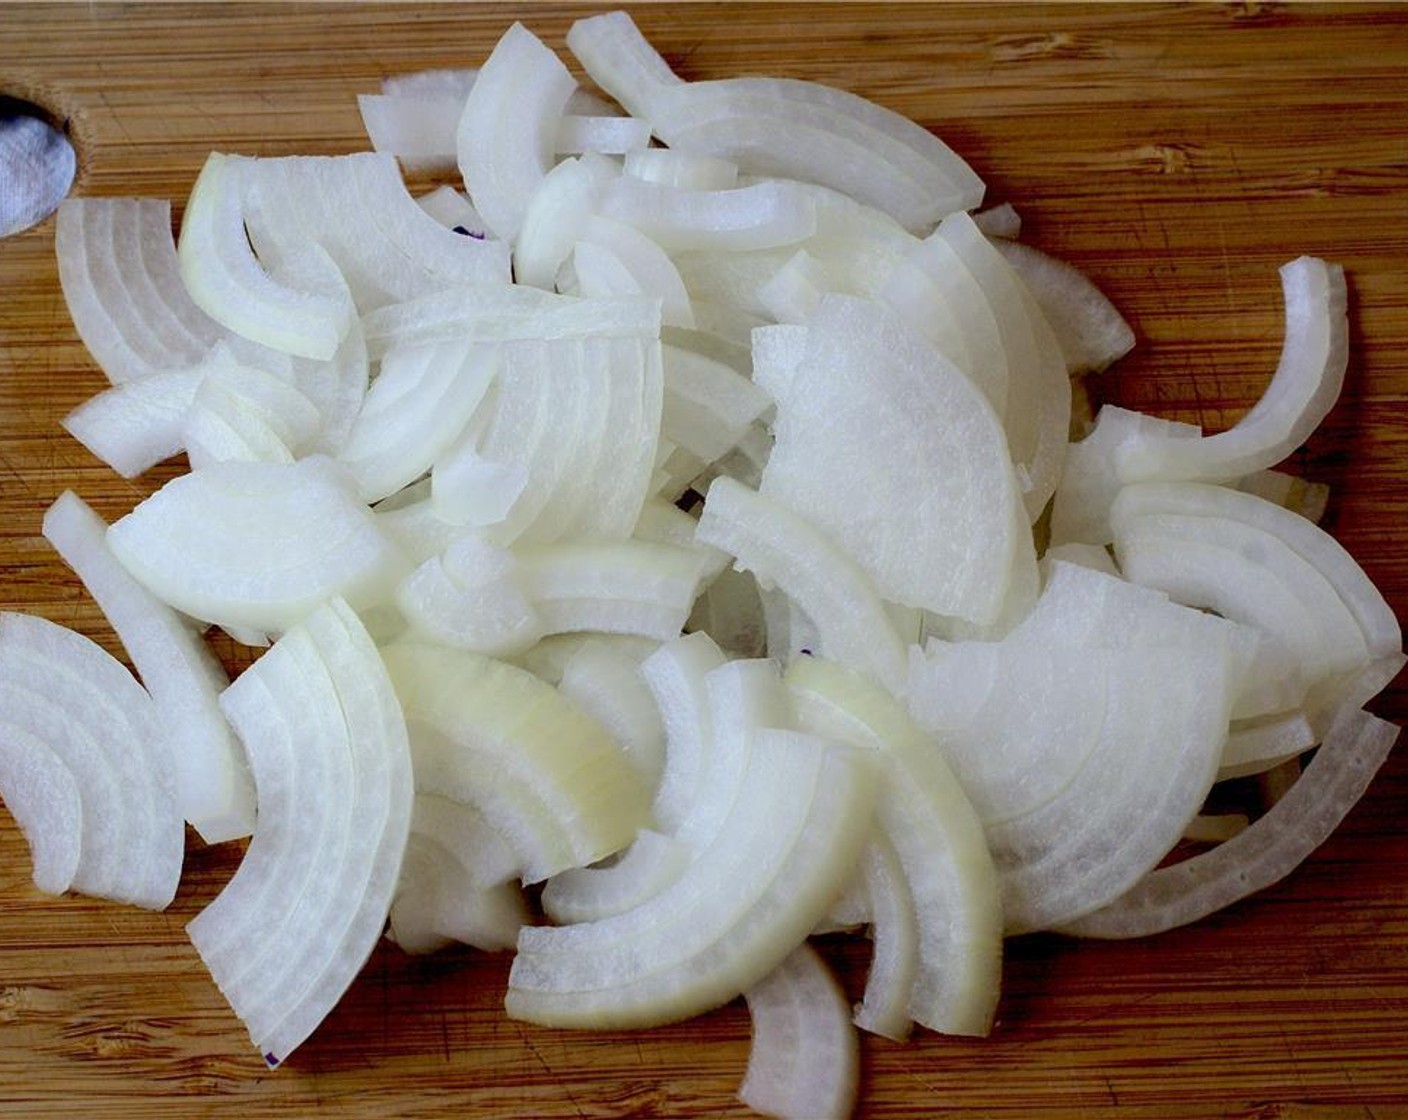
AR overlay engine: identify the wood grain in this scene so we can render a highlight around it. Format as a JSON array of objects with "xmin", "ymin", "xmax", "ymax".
[{"xmin": 1, "ymin": 3, "xmax": 1406, "ymax": 1117}]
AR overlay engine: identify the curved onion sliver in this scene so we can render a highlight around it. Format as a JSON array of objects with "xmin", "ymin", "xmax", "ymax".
[
  {"xmin": 739, "ymin": 944, "xmax": 859, "ymax": 1120},
  {"xmin": 43, "ymin": 490, "xmax": 254, "ymax": 844},
  {"xmin": 0, "ymin": 612, "xmax": 180, "ymax": 909},
  {"xmin": 697, "ymin": 477, "xmax": 906, "ymax": 694},
  {"xmin": 382, "ymin": 642, "xmax": 649, "ymax": 883},
  {"xmin": 566, "ymin": 11, "xmax": 982, "ymax": 230},
  {"xmin": 1062, "ymin": 705, "xmax": 1399, "ymax": 939},
  {"xmin": 178, "ymin": 153, "xmax": 353, "ymax": 360},
  {"xmin": 1117, "ymin": 258, "xmax": 1347, "ymax": 484},
  {"xmin": 456, "ymin": 22, "xmax": 577, "ymax": 243},
  {"xmin": 789, "ymin": 655, "xmax": 1000, "ymax": 1036},
  {"xmin": 505, "ymin": 730, "xmax": 877, "ymax": 1029}
]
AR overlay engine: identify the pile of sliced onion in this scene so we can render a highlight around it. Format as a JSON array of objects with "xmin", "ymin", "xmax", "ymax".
[{"xmin": 0, "ymin": 9, "xmax": 1400, "ymax": 1118}]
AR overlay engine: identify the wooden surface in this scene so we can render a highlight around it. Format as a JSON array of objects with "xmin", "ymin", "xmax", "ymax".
[{"xmin": 2, "ymin": 3, "xmax": 1407, "ymax": 1117}]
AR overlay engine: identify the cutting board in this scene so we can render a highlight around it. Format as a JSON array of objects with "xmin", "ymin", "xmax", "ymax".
[{"xmin": 2, "ymin": 4, "xmax": 1406, "ymax": 1117}]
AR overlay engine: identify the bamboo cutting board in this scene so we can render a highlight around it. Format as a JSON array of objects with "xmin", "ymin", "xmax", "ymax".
[{"xmin": 2, "ymin": 4, "xmax": 1407, "ymax": 1117}]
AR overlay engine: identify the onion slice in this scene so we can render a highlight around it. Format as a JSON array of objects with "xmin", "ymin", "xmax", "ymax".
[
  {"xmin": 1062, "ymin": 705, "xmax": 1399, "ymax": 938},
  {"xmin": 739, "ymin": 944, "xmax": 859, "ymax": 1120},
  {"xmin": 107, "ymin": 456, "xmax": 404, "ymax": 634},
  {"xmin": 697, "ymin": 478, "xmax": 907, "ymax": 693},
  {"xmin": 505, "ymin": 730, "xmax": 878, "ymax": 1029},
  {"xmin": 0, "ymin": 613, "xmax": 181, "ymax": 908},
  {"xmin": 42, "ymin": 490, "xmax": 255, "ymax": 844}
]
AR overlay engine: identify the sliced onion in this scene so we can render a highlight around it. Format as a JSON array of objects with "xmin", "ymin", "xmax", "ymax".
[
  {"xmin": 1062, "ymin": 705, "xmax": 1399, "ymax": 939},
  {"xmin": 697, "ymin": 477, "xmax": 906, "ymax": 694},
  {"xmin": 381, "ymin": 642, "xmax": 649, "ymax": 883},
  {"xmin": 42, "ymin": 490, "xmax": 254, "ymax": 844},
  {"xmin": 189, "ymin": 599, "xmax": 412, "ymax": 1065},
  {"xmin": 107, "ymin": 455, "xmax": 404, "ymax": 634},
  {"xmin": 992, "ymin": 239, "xmax": 1135, "ymax": 375},
  {"xmin": 574, "ymin": 216, "xmax": 696, "ymax": 328},
  {"xmin": 514, "ymin": 153, "xmax": 621, "ymax": 292},
  {"xmin": 625, "ymin": 149, "xmax": 738, "ymax": 190},
  {"xmin": 337, "ymin": 339, "xmax": 498, "ymax": 503},
  {"xmin": 557, "ymin": 639, "xmax": 667, "ymax": 788},
  {"xmin": 456, "ymin": 22, "xmax": 577, "ymax": 242},
  {"xmin": 505, "ymin": 730, "xmax": 877, "ymax": 1029},
  {"xmin": 540, "ymin": 828, "xmax": 690, "ymax": 925},
  {"xmin": 566, "ymin": 11, "xmax": 983, "ymax": 230},
  {"xmin": 0, "ymin": 612, "xmax": 180, "ymax": 908},
  {"xmin": 56, "ymin": 197, "xmax": 221, "ymax": 385},
  {"xmin": 599, "ymin": 176, "xmax": 817, "ymax": 253},
  {"xmin": 555, "ymin": 114, "xmax": 652, "ymax": 156},
  {"xmin": 756, "ymin": 293, "xmax": 1035, "ymax": 626},
  {"xmin": 177, "ymin": 153, "xmax": 353, "ymax": 360},
  {"xmin": 739, "ymin": 944, "xmax": 859, "ymax": 1120},
  {"xmin": 789, "ymin": 656, "xmax": 1001, "ymax": 1036}
]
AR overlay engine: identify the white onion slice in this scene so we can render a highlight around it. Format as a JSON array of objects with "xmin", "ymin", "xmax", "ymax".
[
  {"xmin": 758, "ymin": 293, "xmax": 1035, "ymax": 626},
  {"xmin": 555, "ymin": 114, "xmax": 652, "ymax": 156},
  {"xmin": 505, "ymin": 730, "xmax": 878, "ymax": 1029},
  {"xmin": 358, "ymin": 93, "xmax": 462, "ymax": 174},
  {"xmin": 599, "ymin": 176, "xmax": 817, "ymax": 253},
  {"xmin": 42, "ymin": 490, "xmax": 254, "ymax": 844},
  {"xmin": 514, "ymin": 153, "xmax": 621, "ymax": 292},
  {"xmin": 848, "ymin": 831, "xmax": 919, "ymax": 1041},
  {"xmin": 62, "ymin": 366, "xmax": 202, "ymax": 478},
  {"xmin": 515, "ymin": 539, "xmax": 709, "ymax": 642},
  {"xmin": 389, "ymin": 832, "xmax": 524, "ymax": 953},
  {"xmin": 394, "ymin": 536, "xmax": 543, "ymax": 658},
  {"xmin": 456, "ymin": 22, "xmax": 577, "ymax": 242},
  {"xmin": 697, "ymin": 477, "xmax": 907, "ymax": 694},
  {"xmin": 625, "ymin": 149, "xmax": 739, "ymax": 191},
  {"xmin": 788, "ymin": 656, "xmax": 1001, "ymax": 1036},
  {"xmin": 243, "ymin": 154, "xmax": 511, "ymax": 312},
  {"xmin": 1117, "ymin": 258, "xmax": 1348, "ymax": 484},
  {"xmin": 739, "ymin": 944, "xmax": 859, "ymax": 1120},
  {"xmin": 1219, "ymin": 710, "xmax": 1317, "ymax": 780},
  {"xmin": 1111, "ymin": 482, "xmax": 1401, "ymax": 663},
  {"xmin": 107, "ymin": 456, "xmax": 404, "ymax": 634},
  {"xmin": 566, "ymin": 11, "xmax": 983, "ymax": 230},
  {"xmin": 1063, "ymin": 705, "xmax": 1399, "ymax": 938},
  {"xmin": 574, "ymin": 217, "xmax": 695, "ymax": 328},
  {"xmin": 337, "ymin": 340, "xmax": 498, "ymax": 503},
  {"xmin": 382, "ymin": 642, "xmax": 649, "ymax": 883},
  {"xmin": 177, "ymin": 153, "xmax": 353, "ymax": 360},
  {"xmin": 56, "ymin": 198, "xmax": 221, "ymax": 385},
  {"xmin": 661, "ymin": 342, "xmax": 773, "ymax": 465},
  {"xmin": 0, "ymin": 613, "xmax": 180, "ymax": 909},
  {"xmin": 993, "ymin": 239, "xmax": 1135, "ymax": 375},
  {"xmin": 190, "ymin": 599, "xmax": 412, "ymax": 1065}
]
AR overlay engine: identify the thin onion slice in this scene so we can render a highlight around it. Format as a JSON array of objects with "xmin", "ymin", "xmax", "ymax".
[
  {"xmin": 1062, "ymin": 704, "xmax": 1399, "ymax": 938},
  {"xmin": 505, "ymin": 730, "xmax": 878, "ymax": 1029},
  {"xmin": 42, "ymin": 490, "xmax": 255, "ymax": 844},
  {"xmin": 739, "ymin": 944, "xmax": 859, "ymax": 1120},
  {"xmin": 697, "ymin": 478, "xmax": 906, "ymax": 693},
  {"xmin": 0, "ymin": 612, "xmax": 180, "ymax": 908}
]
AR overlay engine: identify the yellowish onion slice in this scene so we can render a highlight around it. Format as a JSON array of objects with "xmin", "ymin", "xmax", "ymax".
[
  {"xmin": 381, "ymin": 642, "xmax": 649, "ymax": 883},
  {"xmin": 739, "ymin": 944, "xmax": 859, "ymax": 1120},
  {"xmin": 505, "ymin": 729, "xmax": 878, "ymax": 1029},
  {"xmin": 788, "ymin": 656, "xmax": 1001, "ymax": 1037}
]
